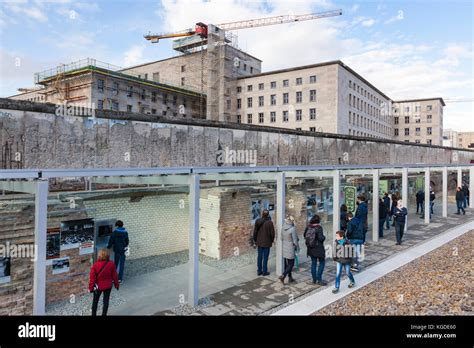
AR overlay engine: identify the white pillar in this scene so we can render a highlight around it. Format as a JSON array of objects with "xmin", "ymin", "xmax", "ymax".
[
  {"xmin": 402, "ymin": 168, "xmax": 408, "ymax": 232},
  {"xmin": 33, "ymin": 179, "xmax": 48, "ymax": 315},
  {"xmin": 442, "ymin": 167, "xmax": 448, "ymax": 217},
  {"xmin": 457, "ymin": 168, "xmax": 462, "ymax": 189},
  {"xmin": 275, "ymin": 172, "xmax": 285, "ymax": 276},
  {"xmin": 333, "ymin": 170, "xmax": 341, "ymax": 241},
  {"xmin": 188, "ymin": 174, "xmax": 200, "ymax": 307},
  {"xmin": 470, "ymin": 167, "xmax": 474, "ymax": 209},
  {"xmin": 372, "ymin": 169, "xmax": 379, "ymax": 243},
  {"xmin": 424, "ymin": 168, "xmax": 430, "ymax": 224}
]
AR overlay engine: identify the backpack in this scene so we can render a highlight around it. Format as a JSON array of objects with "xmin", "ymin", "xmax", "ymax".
[{"xmin": 305, "ymin": 224, "xmax": 320, "ymax": 248}]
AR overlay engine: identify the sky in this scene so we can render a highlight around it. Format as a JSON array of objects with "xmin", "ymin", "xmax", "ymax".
[{"xmin": 0, "ymin": 0, "xmax": 472, "ymax": 131}]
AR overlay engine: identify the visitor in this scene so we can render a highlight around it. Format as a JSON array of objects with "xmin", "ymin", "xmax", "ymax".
[
  {"xmin": 304, "ymin": 215, "xmax": 327, "ymax": 286},
  {"xmin": 340, "ymin": 204, "xmax": 348, "ymax": 232},
  {"xmin": 415, "ymin": 189, "xmax": 424, "ymax": 214},
  {"xmin": 355, "ymin": 195, "xmax": 368, "ymax": 243},
  {"xmin": 390, "ymin": 192, "xmax": 399, "ymax": 226},
  {"xmin": 393, "ymin": 200, "xmax": 408, "ymax": 245},
  {"xmin": 346, "ymin": 212, "xmax": 364, "ymax": 272},
  {"xmin": 456, "ymin": 187, "xmax": 466, "ymax": 215},
  {"xmin": 89, "ymin": 249, "xmax": 119, "ymax": 316},
  {"xmin": 383, "ymin": 193, "xmax": 391, "ymax": 229},
  {"xmin": 430, "ymin": 190, "xmax": 436, "ymax": 215},
  {"xmin": 332, "ymin": 231, "xmax": 355, "ymax": 294},
  {"xmin": 279, "ymin": 215, "xmax": 299, "ymax": 284},
  {"xmin": 378, "ymin": 198, "xmax": 388, "ymax": 238},
  {"xmin": 107, "ymin": 220, "xmax": 129, "ymax": 283},
  {"xmin": 253, "ymin": 209, "xmax": 275, "ymax": 276},
  {"xmin": 462, "ymin": 184, "xmax": 469, "ymax": 208}
]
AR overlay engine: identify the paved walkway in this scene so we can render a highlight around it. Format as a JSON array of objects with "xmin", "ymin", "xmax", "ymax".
[{"xmin": 154, "ymin": 206, "xmax": 473, "ymax": 316}]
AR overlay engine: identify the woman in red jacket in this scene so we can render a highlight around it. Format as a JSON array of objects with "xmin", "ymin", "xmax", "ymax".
[{"xmin": 89, "ymin": 249, "xmax": 119, "ymax": 316}]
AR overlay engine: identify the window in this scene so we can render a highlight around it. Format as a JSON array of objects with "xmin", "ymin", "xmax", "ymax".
[
  {"xmin": 310, "ymin": 127, "xmax": 316, "ymax": 132},
  {"xmin": 97, "ymin": 79, "xmax": 104, "ymax": 93},
  {"xmin": 427, "ymin": 114, "xmax": 432, "ymax": 123},
  {"xmin": 405, "ymin": 116, "xmax": 410, "ymax": 124},
  {"xmin": 151, "ymin": 92, "xmax": 157, "ymax": 102},
  {"xmin": 296, "ymin": 77, "xmax": 302, "ymax": 85},
  {"xmin": 349, "ymin": 80, "xmax": 352, "ymax": 88},
  {"xmin": 244, "ymin": 63, "xmax": 247, "ymax": 71},
  {"xmin": 237, "ymin": 115, "xmax": 241, "ymax": 123},
  {"xmin": 427, "ymin": 105, "xmax": 432, "ymax": 111},
  {"xmin": 283, "ymin": 111, "xmax": 289, "ymax": 122},
  {"xmin": 283, "ymin": 93, "xmax": 289, "ymax": 104},
  {"xmin": 415, "ymin": 106, "xmax": 421, "ymax": 112},
  {"xmin": 127, "ymin": 86, "xmax": 133, "ymax": 97},
  {"xmin": 427, "ymin": 127, "xmax": 432, "ymax": 135},
  {"xmin": 394, "ymin": 129, "xmax": 399, "ymax": 136},
  {"xmin": 153, "ymin": 72, "xmax": 160, "ymax": 82},
  {"xmin": 162, "ymin": 110, "xmax": 167, "ymax": 116},
  {"xmin": 163, "ymin": 93, "xmax": 168, "ymax": 104},
  {"xmin": 237, "ymin": 86, "xmax": 242, "ymax": 93},
  {"xmin": 237, "ymin": 98, "xmax": 241, "ymax": 109},
  {"xmin": 296, "ymin": 109, "xmax": 302, "ymax": 121},
  {"xmin": 258, "ymin": 112, "xmax": 264, "ymax": 124},
  {"xmin": 250, "ymin": 67, "xmax": 254, "ymax": 74},
  {"xmin": 283, "ymin": 79, "xmax": 289, "ymax": 87},
  {"xmin": 181, "ymin": 77, "xmax": 185, "ymax": 86},
  {"xmin": 97, "ymin": 100, "xmax": 103, "ymax": 109},
  {"xmin": 152, "ymin": 109, "xmax": 158, "ymax": 115},
  {"xmin": 258, "ymin": 96, "xmax": 264, "ymax": 107},
  {"xmin": 310, "ymin": 75, "xmax": 316, "ymax": 83},
  {"xmin": 415, "ymin": 140, "xmax": 420, "ymax": 144},
  {"xmin": 296, "ymin": 128, "xmax": 302, "ymax": 131},
  {"xmin": 141, "ymin": 89, "xmax": 146, "ymax": 100},
  {"xmin": 415, "ymin": 127, "xmax": 421, "ymax": 136},
  {"xmin": 181, "ymin": 65, "xmax": 185, "ymax": 72},
  {"xmin": 427, "ymin": 139, "xmax": 432, "ymax": 145},
  {"xmin": 112, "ymin": 101, "xmax": 119, "ymax": 111},
  {"xmin": 247, "ymin": 85, "xmax": 253, "ymax": 92},
  {"xmin": 349, "ymin": 93, "xmax": 352, "ymax": 107},
  {"xmin": 247, "ymin": 97, "xmax": 253, "ymax": 108},
  {"xmin": 270, "ymin": 94, "xmax": 276, "ymax": 105},
  {"xmin": 404, "ymin": 106, "xmax": 410, "ymax": 112},
  {"xmin": 173, "ymin": 95, "xmax": 177, "ymax": 106},
  {"xmin": 415, "ymin": 115, "xmax": 421, "ymax": 124},
  {"xmin": 259, "ymin": 83, "xmax": 264, "ymax": 90},
  {"xmin": 296, "ymin": 91, "xmax": 302, "ymax": 103},
  {"xmin": 226, "ymin": 99, "xmax": 231, "ymax": 110},
  {"xmin": 270, "ymin": 112, "xmax": 276, "ymax": 123},
  {"xmin": 309, "ymin": 90, "xmax": 316, "ymax": 102},
  {"xmin": 112, "ymin": 82, "xmax": 119, "ymax": 95},
  {"xmin": 247, "ymin": 114, "xmax": 252, "ymax": 124},
  {"xmin": 271, "ymin": 81, "xmax": 276, "ymax": 89},
  {"xmin": 127, "ymin": 104, "xmax": 132, "ymax": 112},
  {"xmin": 404, "ymin": 128, "xmax": 410, "ymax": 136},
  {"xmin": 310, "ymin": 108, "xmax": 316, "ymax": 120}
]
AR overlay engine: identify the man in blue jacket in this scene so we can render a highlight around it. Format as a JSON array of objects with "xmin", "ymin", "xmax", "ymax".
[
  {"xmin": 107, "ymin": 220, "xmax": 129, "ymax": 282},
  {"xmin": 355, "ymin": 195, "xmax": 368, "ymax": 243},
  {"xmin": 346, "ymin": 212, "xmax": 364, "ymax": 272}
]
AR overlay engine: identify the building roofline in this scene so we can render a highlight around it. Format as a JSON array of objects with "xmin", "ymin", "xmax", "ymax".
[
  {"xmin": 237, "ymin": 60, "xmax": 391, "ymax": 100},
  {"xmin": 393, "ymin": 97, "xmax": 446, "ymax": 106}
]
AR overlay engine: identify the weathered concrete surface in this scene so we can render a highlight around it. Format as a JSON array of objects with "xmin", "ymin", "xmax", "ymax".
[{"xmin": 1, "ymin": 98, "xmax": 473, "ymax": 169}]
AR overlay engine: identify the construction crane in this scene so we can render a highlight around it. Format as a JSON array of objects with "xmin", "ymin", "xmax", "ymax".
[{"xmin": 144, "ymin": 9, "xmax": 342, "ymax": 43}]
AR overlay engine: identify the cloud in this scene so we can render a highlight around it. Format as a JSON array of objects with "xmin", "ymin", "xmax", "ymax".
[
  {"xmin": 361, "ymin": 18, "xmax": 375, "ymax": 27},
  {"xmin": 353, "ymin": 16, "xmax": 376, "ymax": 27},
  {"xmin": 4, "ymin": 2, "xmax": 48, "ymax": 22},
  {"xmin": 385, "ymin": 10, "xmax": 404, "ymax": 24},
  {"xmin": 123, "ymin": 45, "xmax": 146, "ymax": 66}
]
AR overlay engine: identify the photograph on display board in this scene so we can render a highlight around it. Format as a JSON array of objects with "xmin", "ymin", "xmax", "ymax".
[
  {"xmin": 60, "ymin": 218, "xmax": 94, "ymax": 251},
  {"xmin": 0, "ymin": 257, "xmax": 11, "ymax": 284},
  {"xmin": 46, "ymin": 227, "xmax": 61, "ymax": 260},
  {"xmin": 52, "ymin": 257, "xmax": 69, "ymax": 275}
]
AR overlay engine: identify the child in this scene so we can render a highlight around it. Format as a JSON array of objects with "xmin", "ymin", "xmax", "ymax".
[{"xmin": 332, "ymin": 231, "xmax": 355, "ymax": 294}]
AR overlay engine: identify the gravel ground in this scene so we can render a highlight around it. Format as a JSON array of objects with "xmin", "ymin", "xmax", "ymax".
[
  {"xmin": 314, "ymin": 230, "xmax": 473, "ymax": 316},
  {"xmin": 161, "ymin": 296, "xmax": 215, "ymax": 316},
  {"xmin": 46, "ymin": 290, "xmax": 126, "ymax": 316}
]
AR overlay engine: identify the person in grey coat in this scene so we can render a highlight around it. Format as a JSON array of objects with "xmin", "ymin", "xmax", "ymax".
[{"xmin": 279, "ymin": 216, "xmax": 300, "ymax": 284}]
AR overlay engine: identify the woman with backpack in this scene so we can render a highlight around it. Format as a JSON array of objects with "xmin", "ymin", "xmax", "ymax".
[
  {"xmin": 304, "ymin": 215, "xmax": 327, "ymax": 286},
  {"xmin": 279, "ymin": 215, "xmax": 299, "ymax": 284},
  {"xmin": 332, "ymin": 230, "xmax": 356, "ymax": 294},
  {"xmin": 89, "ymin": 248, "xmax": 119, "ymax": 316}
]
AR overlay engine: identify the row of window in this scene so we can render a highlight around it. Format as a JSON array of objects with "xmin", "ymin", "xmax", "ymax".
[
  {"xmin": 237, "ymin": 91, "xmax": 316, "ymax": 108},
  {"xmin": 237, "ymin": 75, "xmax": 317, "ymax": 93},
  {"xmin": 349, "ymin": 80, "xmax": 383, "ymax": 106},
  {"xmin": 96, "ymin": 100, "xmax": 188, "ymax": 117},
  {"xmin": 349, "ymin": 93, "xmax": 385, "ymax": 119},
  {"xmin": 394, "ymin": 105, "xmax": 433, "ymax": 113},
  {"xmin": 394, "ymin": 127, "xmax": 433, "ymax": 136},
  {"xmin": 26, "ymin": 95, "xmax": 47, "ymax": 102},
  {"xmin": 394, "ymin": 115, "xmax": 433, "ymax": 124},
  {"xmin": 349, "ymin": 112, "xmax": 391, "ymax": 135},
  {"xmin": 348, "ymin": 129, "xmax": 387, "ymax": 139},
  {"xmin": 236, "ymin": 109, "xmax": 317, "ymax": 124}
]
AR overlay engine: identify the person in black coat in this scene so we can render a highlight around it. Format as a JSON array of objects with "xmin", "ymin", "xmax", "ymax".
[
  {"xmin": 378, "ymin": 198, "xmax": 388, "ymax": 238},
  {"xmin": 304, "ymin": 215, "xmax": 327, "ymax": 285},
  {"xmin": 383, "ymin": 193, "xmax": 391, "ymax": 229},
  {"xmin": 253, "ymin": 210, "xmax": 275, "ymax": 276},
  {"xmin": 416, "ymin": 190, "xmax": 424, "ymax": 214},
  {"xmin": 456, "ymin": 187, "xmax": 466, "ymax": 215},
  {"xmin": 107, "ymin": 220, "xmax": 129, "ymax": 282},
  {"xmin": 340, "ymin": 204, "xmax": 348, "ymax": 232}
]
